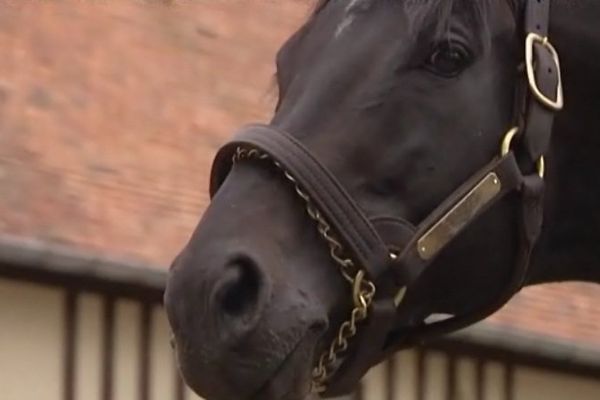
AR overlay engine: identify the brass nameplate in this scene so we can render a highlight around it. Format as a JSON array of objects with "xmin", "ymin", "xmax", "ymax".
[{"xmin": 417, "ymin": 173, "xmax": 501, "ymax": 260}]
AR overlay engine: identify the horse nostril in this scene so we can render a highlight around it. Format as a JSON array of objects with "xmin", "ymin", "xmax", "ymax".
[{"xmin": 216, "ymin": 257, "xmax": 266, "ymax": 321}]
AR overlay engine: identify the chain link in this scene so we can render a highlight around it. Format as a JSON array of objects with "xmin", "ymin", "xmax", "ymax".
[{"xmin": 231, "ymin": 147, "xmax": 377, "ymax": 393}]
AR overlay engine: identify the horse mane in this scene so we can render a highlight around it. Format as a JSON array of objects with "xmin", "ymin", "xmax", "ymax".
[{"xmin": 309, "ymin": 0, "xmax": 513, "ymax": 44}]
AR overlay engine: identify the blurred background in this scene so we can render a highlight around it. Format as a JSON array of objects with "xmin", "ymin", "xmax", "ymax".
[{"xmin": 0, "ymin": 1, "xmax": 598, "ymax": 400}]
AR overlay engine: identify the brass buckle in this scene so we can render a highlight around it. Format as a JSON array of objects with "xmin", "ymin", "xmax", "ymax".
[
  {"xmin": 501, "ymin": 127, "xmax": 520, "ymax": 157},
  {"xmin": 500, "ymin": 127, "xmax": 545, "ymax": 178},
  {"xmin": 525, "ymin": 33, "xmax": 564, "ymax": 111}
]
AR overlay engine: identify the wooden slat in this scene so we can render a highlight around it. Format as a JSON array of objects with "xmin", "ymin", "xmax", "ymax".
[
  {"xmin": 416, "ymin": 349, "xmax": 426, "ymax": 400},
  {"xmin": 476, "ymin": 358, "xmax": 485, "ymax": 400},
  {"xmin": 446, "ymin": 355, "xmax": 456, "ymax": 400},
  {"xmin": 424, "ymin": 352, "xmax": 447, "ymax": 400},
  {"xmin": 114, "ymin": 300, "xmax": 142, "ymax": 400},
  {"xmin": 484, "ymin": 362, "xmax": 505, "ymax": 400},
  {"xmin": 387, "ymin": 354, "xmax": 397, "ymax": 400},
  {"xmin": 394, "ymin": 350, "xmax": 418, "ymax": 400},
  {"xmin": 149, "ymin": 307, "xmax": 177, "ymax": 400},
  {"xmin": 75, "ymin": 293, "xmax": 103, "ymax": 400},
  {"xmin": 505, "ymin": 363, "xmax": 515, "ymax": 400},
  {"xmin": 455, "ymin": 357, "xmax": 478, "ymax": 400},
  {"xmin": 362, "ymin": 361, "xmax": 388, "ymax": 400}
]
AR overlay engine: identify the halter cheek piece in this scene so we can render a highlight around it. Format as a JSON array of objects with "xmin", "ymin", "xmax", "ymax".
[{"xmin": 210, "ymin": 0, "xmax": 563, "ymax": 396}]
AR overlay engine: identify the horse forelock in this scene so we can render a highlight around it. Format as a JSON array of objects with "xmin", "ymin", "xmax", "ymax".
[{"xmin": 309, "ymin": 0, "xmax": 521, "ymax": 46}]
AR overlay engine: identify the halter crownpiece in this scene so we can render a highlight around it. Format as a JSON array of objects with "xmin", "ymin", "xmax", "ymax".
[{"xmin": 209, "ymin": 0, "xmax": 563, "ymax": 395}]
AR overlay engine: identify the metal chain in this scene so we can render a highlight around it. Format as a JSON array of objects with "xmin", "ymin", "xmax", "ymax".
[{"xmin": 231, "ymin": 147, "xmax": 377, "ymax": 394}]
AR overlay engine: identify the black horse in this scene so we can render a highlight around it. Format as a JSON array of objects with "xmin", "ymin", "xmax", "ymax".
[{"xmin": 164, "ymin": 1, "xmax": 600, "ymax": 400}]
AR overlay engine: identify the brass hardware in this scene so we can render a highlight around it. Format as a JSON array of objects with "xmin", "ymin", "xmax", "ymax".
[
  {"xmin": 525, "ymin": 33, "xmax": 564, "ymax": 111},
  {"xmin": 500, "ymin": 127, "xmax": 546, "ymax": 179},
  {"xmin": 537, "ymin": 156, "xmax": 545, "ymax": 178},
  {"xmin": 352, "ymin": 270, "xmax": 367, "ymax": 309},
  {"xmin": 501, "ymin": 127, "xmax": 519, "ymax": 156},
  {"xmin": 233, "ymin": 147, "xmax": 376, "ymax": 394},
  {"xmin": 417, "ymin": 173, "xmax": 502, "ymax": 260}
]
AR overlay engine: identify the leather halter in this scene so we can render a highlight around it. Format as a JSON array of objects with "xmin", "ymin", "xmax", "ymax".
[{"xmin": 210, "ymin": 0, "xmax": 563, "ymax": 396}]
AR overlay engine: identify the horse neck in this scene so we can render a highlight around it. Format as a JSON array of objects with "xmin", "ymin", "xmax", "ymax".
[{"xmin": 527, "ymin": 1, "xmax": 600, "ymax": 285}]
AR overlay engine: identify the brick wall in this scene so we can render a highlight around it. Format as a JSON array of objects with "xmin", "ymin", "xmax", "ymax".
[{"xmin": 0, "ymin": 0, "xmax": 312, "ymax": 265}]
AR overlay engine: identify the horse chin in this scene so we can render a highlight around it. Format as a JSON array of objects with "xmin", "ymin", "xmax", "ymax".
[{"xmin": 250, "ymin": 330, "xmax": 320, "ymax": 400}]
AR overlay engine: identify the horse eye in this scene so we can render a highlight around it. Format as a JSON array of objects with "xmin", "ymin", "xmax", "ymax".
[{"xmin": 425, "ymin": 42, "xmax": 471, "ymax": 77}]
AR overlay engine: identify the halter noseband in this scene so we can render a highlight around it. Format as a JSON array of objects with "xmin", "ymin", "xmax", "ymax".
[{"xmin": 209, "ymin": 0, "xmax": 563, "ymax": 396}]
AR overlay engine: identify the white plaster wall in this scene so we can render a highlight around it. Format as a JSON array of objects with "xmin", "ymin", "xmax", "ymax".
[
  {"xmin": 483, "ymin": 361, "xmax": 505, "ymax": 400},
  {"xmin": 363, "ymin": 360, "xmax": 388, "ymax": 400},
  {"xmin": 113, "ymin": 299, "xmax": 141, "ymax": 400},
  {"xmin": 393, "ymin": 350, "xmax": 419, "ymax": 400},
  {"xmin": 151, "ymin": 307, "xmax": 179, "ymax": 400},
  {"xmin": 0, "ymin": 278, "xmax": 64, "ymax": 400},
  {"xmin": 424, "ymin": 352, "xmax": 448, "ymax": 400},
  {"xmin": 515, "ymin": 366, "xmax": 600, "ymax": 400}
]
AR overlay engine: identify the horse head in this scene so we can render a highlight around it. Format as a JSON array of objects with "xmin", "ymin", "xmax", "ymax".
[{"xmin": 164, "ymin": 1, "xmax": 599, "ymax": 399}]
